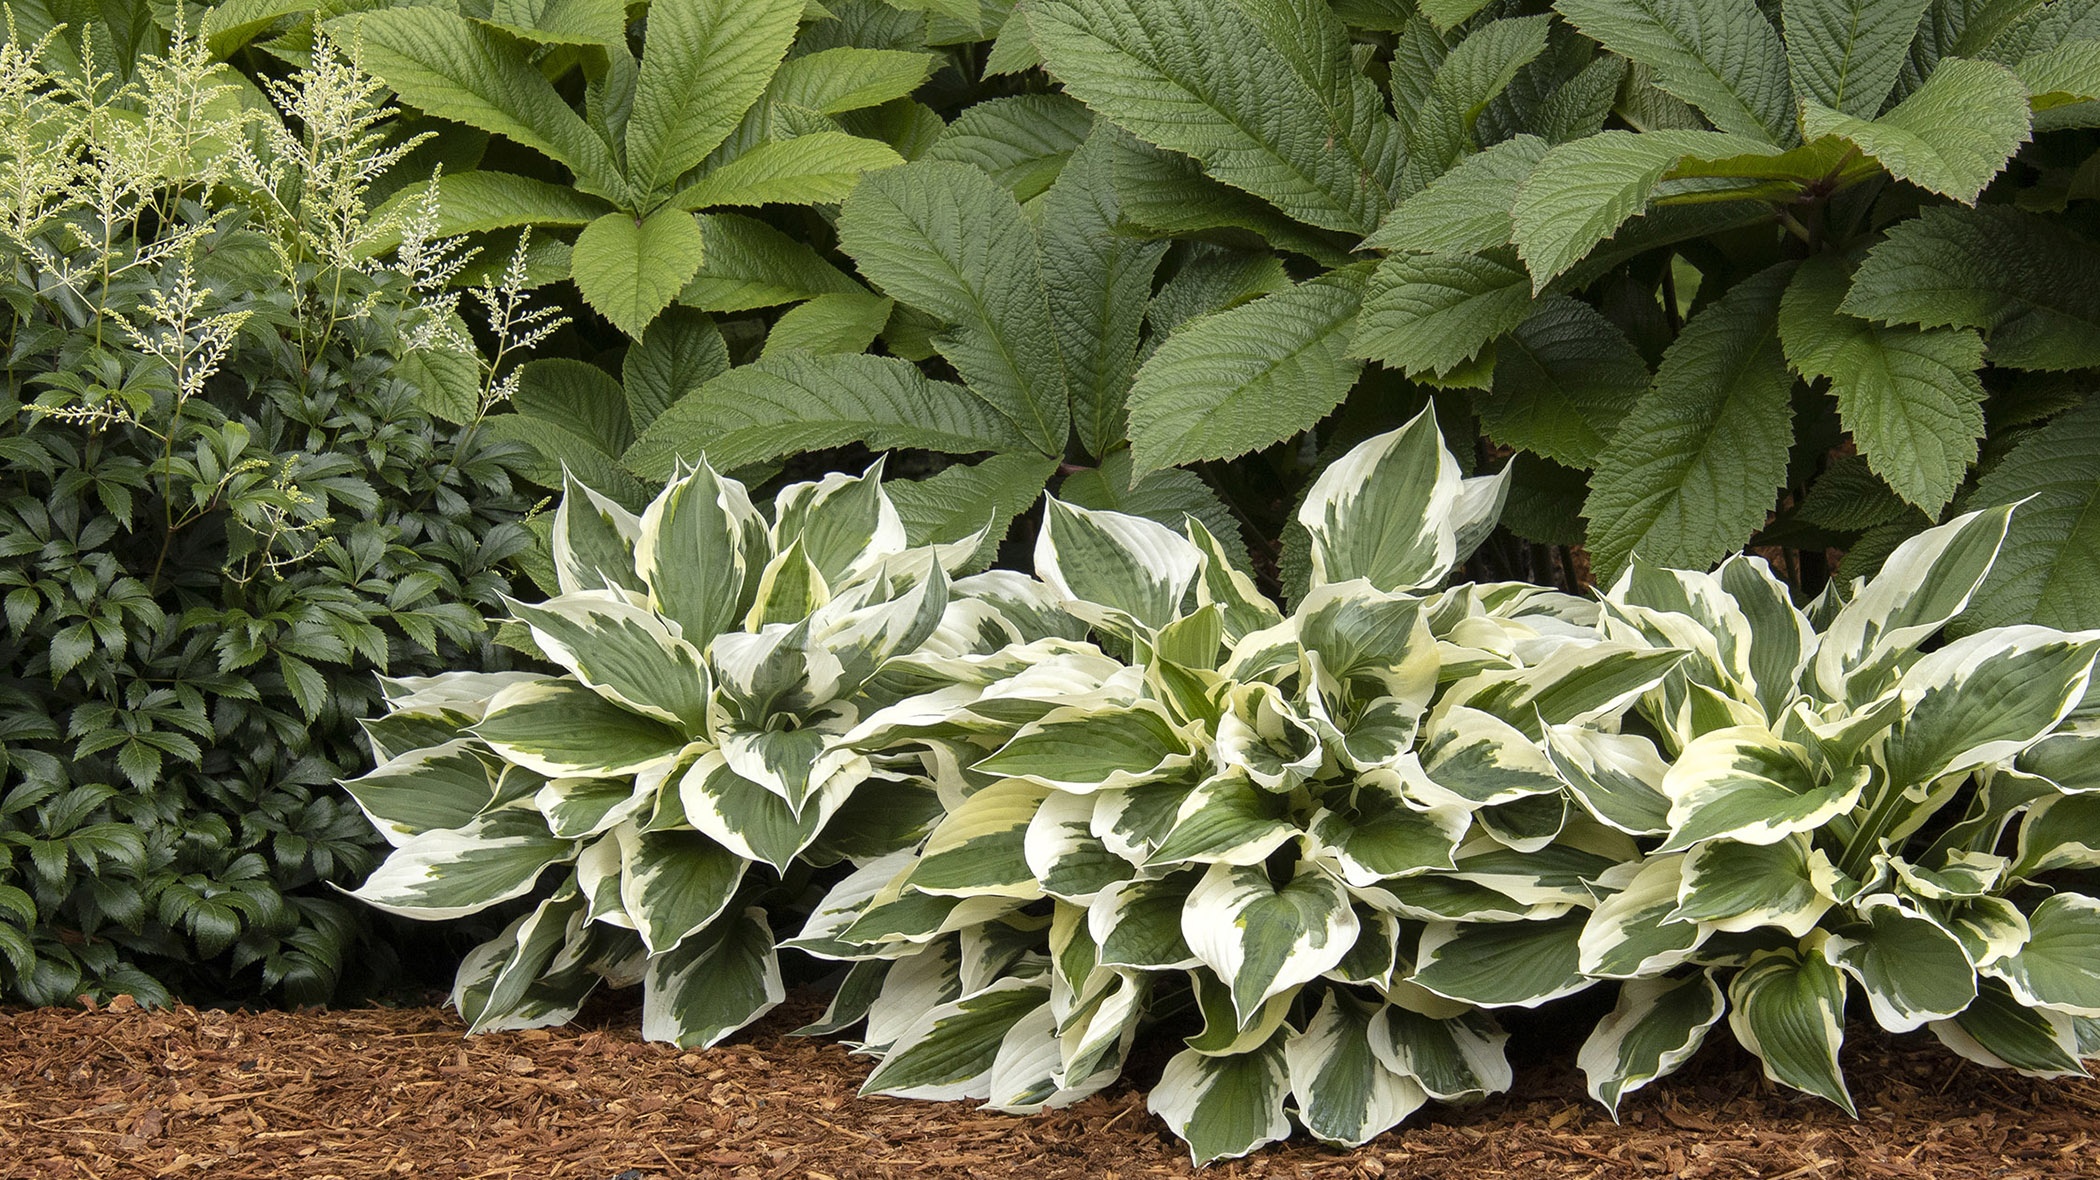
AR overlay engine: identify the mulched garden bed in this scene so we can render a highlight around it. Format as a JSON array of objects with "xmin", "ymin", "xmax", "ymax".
[{"xmin": 4, "ymin": 989, "xmax": 2096, "ymax": 1180}]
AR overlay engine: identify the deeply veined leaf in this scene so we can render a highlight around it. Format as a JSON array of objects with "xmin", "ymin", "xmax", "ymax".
[
  {"xmin": 484, "ymin": 0, "xmax": 627, "ymax": 44},
  {"xmin": 1477, "ymin": 296, "xmax": 1649, "ymax": 469},
  {"xmin": 766, "ymin": 47, "xmax": 937, "ymax": 116},
  {"xmin": 362, "ymin": 171, "xmax": 608, "ymax": 258},
  {"xmin": 1284, "ymin": 992, "xmax": 1428, "ymax": 1148},
  {"xmin": 1579, "ymin": 972, "xmax": 1726, "ymax": 1118},
  {"xmin": 624, "ymin": 309, "xmax": 729, "ymax": 434},
  {"xmin": 1101, "ymin": 128, "xmax": 1356, "ymax": 263},
  {"xmin": 625, "ymin": 352, "xmax": 1031, "ymax": 481},
  {"xmin": 1801, "ymin": 58, "xmax": 2031, "ymax": 204},
  {"xmin": 641, "ymin": 906, "xmax": 784, "ymax": 1047},
  {"xmin": 570, "ymin": 208, "xmax": 706, "ymax": 339},
  {"xmin": 762, "ymin": 292, "xmax": 895, "ymax": 359},
  {"xmin": 1400, "ymin": 16, "xmax": 1551, "ymax": 192},
  {"xmin": 1149, "ymin": 1035, "xmax": 1293, "ymax": 1164},
  {"xmin": 1026, "ymin": 0, "xmax": 1402, "ymax": 235},
  {"xmin": 671, "ymin": 133, "xmax": 905, "ymax": 210},
  {"xmin": 925, "ymin": 93, "xmax": 1096, "ymax": 201},
  {"xmin": 341, "ymin": 9, "xmax": 625, "ymax": 198},
  {"xmin": 1554, "ymin": 0, "xmax": 1795, "ymax": 144},
  {"xmin": 1823, "ymin": 895, "xmax": 1977, "ymax": 1032},
  {"xmin": 1126, "ymin": 266, "xmax": 1368, "ymax": 478},
  {"xmin": 1584, "ymin": 262, "xmax": 1798, "ymax": 584},
  {"xmin": 1057, "ymin": 454, "xmax": 1250, "ymax": 574},
  {"xmin": 1959, "ymin": 396, "xmax": 2100, "ymax": 632},
  {"xmin": 625, "ymin": 0, "xmax": 802, "ymax": 196},
  {"xmin": 1782, "ymin": 0, "xmax": 1933, "ymax": 116},
  {"xmin": 1361, "ymin": 134, "xmax": 1548, "ymax": 256},
  {"xmin": 888, "ymin": 455, "xmax": 1062, "ymax": 568},
  {"xmin": 1841, "ymin": 205, "xmax": 2100, "ymax": 371},
  {"xmin": 838, "ymin": 161, "xmax": 1071, "ymax": 455},
  {"xmin": 679, "ymin": 213, "xmax": 866, "ymax": 312},
  {"xmin": 1780, "ymin": 255, "xmax": 1985, "ymax": 513},
  {"xmin": 1728, "ymin": 940, "xmax": 1856, "ymax": 1114}
]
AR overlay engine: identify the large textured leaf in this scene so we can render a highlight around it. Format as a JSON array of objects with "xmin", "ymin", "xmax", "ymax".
[
  {"xmin": 364, "ymin": 170, "xmax": 608, "ymax": 257},
  {"xmin": 484, "ymin": 0, "xmax": 627, "ymax": 45},
  {"xmin": 1149, "ymin": 1036, "xmax": 1293, "ymax": 1164},
  {"xmin": 671, "ymin": 133, "xmax": 905, "ymax": 210},
  {"xmin": 1800, "ymin": 59, "xmax": 2031, "ymax": 203},
  {"xmin": 1026, "ymin": 0, "xmax": 1401, "ymax": 235},
  {"xmin": 641, "ymin": 906, "xmax": 784, "ymax": 1047},
  {"xmin": 1477, "ymin": 296, "xmax": 1648, "ymax": 468},
  {"xmin": 1101, "ymin": 129, "xmax": 1355, "ymax": 263},
  {"xmin": 1783, "ymin": 0, "xmax": 1932, "ymax": 116},
  {"xmin": 625, "ymin": 353, "xmax": 1031, "ymax": 481},
  {"xmin": 1579, "ymin": 973, "xmax": 1726, "ymax": 1118},
  {"xmin": 1362, "ymin": 134, "xmax": 1549, "ymax": 256},
  {"xmin": 1961, "ymin": 396, "xmax": 2100, "ymax": 631},
  {"xmin": 1126, "ymin": 266, "xmax": 1368, "ymax": 477},
  {"xmin": 1584, "ymin": 263, "xmax": 1797, "ymax": 584},
  {"xmin": 624, "ymin": 0, "xmax": 802, "ymax": 195},
  {"xmin": 343, "ymin": 9, "xmax": 624, "ymax": 198},
  {"xmin": 1354, "ymin": 249, "xmax": 1534, "ymax": 380},
  {"xmin": 1057, "ymin": 454, "xmax": 1249, "ymax": 572},
  {"xmin": 838, "ymin": 161, "xmax": 1070, "ymax": 454},
  {"xmin": 1780, "ymin": 255, "xmax": 1985, "ymax": 513},
  {"xmin": 570, "ymin": 208, "xmax": 706, "ymax": 339},
  {"xmin": 1399, "ymin": 16, "xmax": 1551, "ymax": 191},
  {"xmin": 679, "ymin": 213, "xmax": 866, "ymax": 312},
  {"xmin": 766, "ymin": 47, "xmax": 938, "ymax": 116},
  {"xmin": 888, "ymin": 455, "xmax": 1062, "ymax": 567},
  {"xmin": 1728, "ymin": 942, "xmax": 1856, "ymax": 1114},
  {"xmin": 925, "ymin": 94, "xmax": 1096, "ymax": 201},
  {"xmin": 1553, "ymin": 0, "xmax": 1795, "ymax": 144},
  {"xmin": 1841, "ymin": 205, "xmax": 2100, "ymax": 371}
]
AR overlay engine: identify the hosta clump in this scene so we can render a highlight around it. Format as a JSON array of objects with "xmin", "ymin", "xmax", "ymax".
[
  {"xmin": 343, "ymin": 459, "xmax": 1035, "ymax": 1045},
  {"xmin": 1571, "ymin": 511, "xmax": 2100, "ymax": 1115},
  {"xmin": 792, "ymin": 411, "xmax": 1689, "ymax": 1162}
]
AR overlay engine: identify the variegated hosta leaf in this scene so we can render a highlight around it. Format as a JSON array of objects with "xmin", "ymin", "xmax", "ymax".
[
  {"xmin": 641, "ymin": 906, "xmax": 785, "ymax": 1049},
  {"xmin": 1446, "ymin": 644, "xmax": 1686, "ymax": 740},
  {"xmin": 1090, "ymin": 875, "xmax": 1201, "ymax": 971},
  {"xmin": 636, "ymin": 458, "xmax": 768, "ymax": 646},
  {"xmin": 974, "ymin": 702, "xmax": 1196, "ymax": 792},
  {"xmin": 1298, "ymin": 407, "xmax": 1477, "ymax": 594},
  {"xmin": 1812, "ymin": 506, "xmax": 2014, "ymax": 703},
  {"xmin": 1579, "ymin": 854, "xmax": 1710, "ymax": 979},
  {"xmin": 1671, "ymin": 834, "xmax": 1839, "ymax": 936},
  {"xmin": 374, "ymin": 669, "xmax": 550, "ymax": 726},
  {"xmin": 2013, "ymin": 793, "xmax": 2100, "ymax": 878},
  {"xmin": 1931, "ymin": 979, "xmax": 2090, "ymax": 1079},
  {"xmin": 1368, "ymin": 1003, "xmax": 1512, "ymax": 1103},
  {"xmin": 1578, "ymin": 973, "xmax": 1726, "ymax": 1119},
  {"xmin": 1183, "ymin": 863, "xmax": 1358, "ymax": 1027},
  {"xmin": 1822, "ymin": 895, "xmax": 1978, "ymax": 1033},
  {"xmin": 1659, "ymin": 726, "xmax": 1870, "ymax": 853},
  {"xmin": 982, "ymin": 995, "xmax": 1123, "ymax": 1113},
  {"xmin": 1304, "ymin": 772, "xmax": 1466, "ymax": 888},
  {"xmin": 506, "ymin": 592, "xmax": 713, "ymax": 731},
  {"xmin": 1989, "ymin": 892, "xmax": 2100, "ymax": 1016},
  {"xmin": 351, "ymin": 808, "xmax": 574, "ymax": 919},
  {"xmin": 576, "ymin": 832, "xmax": 630, "ymax": 928},
  {"xmin": 474, "ymin": 679, "xmax": 688, "ymax": 777},
  {"xmin": 552, "ymin": 472, "xmax": 644, "ymax": 596},
  {"xmin": 1411, "ymin": 705, "xmax": 1567, "ymax": 809},
  {"xmin": 1411, "ymin": 915, "xmax": 1591, "ymax": 1008},
  {"xmin": 1727, "ymin": 938, "xmax": 1856, "ymax": 1115},
  {"xmin": 1715, "ymin": 555, "xmax": 1815, "ymax": 719},
  {"xmin": 744, "ymin": 540, "xmax": 832, "ymax": 629},
  {"xmin": 616, "ymin": 824, "xmax": 748, "ymax": 956},
  {"xmin": 811, "ymin": 562, "xmax": 953, "ymax": 691},
  {"xmin": 1284, "ymin": 992, "xmax": 1428, "ymax": 1148},
  {"xmin": 1544, "ymin": 725, "xmax": 1672, "ymax": 836},
  {"xmin": 1024, "ymin": 789, "xmax": 1136, "ymax": 902},
  {"xmin": 456, "ymin": 889, "xmax": 601, "ymax": 1034},
  {"xmin": 1213, "ymin": 683, "xmax": 1323, "ymax": 790},
  {"xmin": 861, "ymin": 937, "xmax": 966, "ymax": 1052},
  {"xmin": 771, "ymin": 461, "xmax": 910, "ymax": 585},
  {"xmin": 342, "ymin": 739, "xmax": 501, "ymax": 845},
  {"xmin": 1329, "ymin": 905, "xmax": 1403, "ymax": 988},
  {"xmin": 861, "ymin": 977, "xmax": 1051, "ymax": 1101},
  {"xmin": 535, "ymin": 775, "xmax": 652, "ymax": 840},
  {"xmin": 677, "ymin": 752, "xmax": 848, "ymax": 872},
  {"xmin": 1476, "ymin": 791, "xmax": 1571, "ymax": 854},
  {"xmin": 1149, "ymin": 1034, "xmax": 1293, "ymax": 1165},
  {"xmin": 710, "ymin": 622, "xmax": 839, "ymax": 723},
  {"xmin": 1187, "ymin": 517, "xmax": 1283, "ymax": 644},
  {"xmin": 1449, "ymin": 837, "xmax": 1628, "ymax": 908},
  {"xmin": 1147, "ymin": 772, "xmax": 1299, "ymax": 868},
  {"xmin": 1036, "ymin": 496, "xmax": 1204, "ymax": 633},
  {"xmin": 908, "ymin": 778, "xmax": 1053, "ymax": 899},
  {"xmin": 1294, "ymin": 580, "xmax": 1438, "ymax": 711},
  {"xmin": 715, "ymin": 720, "xmax": 864, "ymax": 815},
  {"xmin": 1882, "ymin": 628, "xmax": 2100, "ymax": 788},
  {"xmin": 1091, "ymin": 778, "xmax": 1201, "ymax": 861},
  {"xmin": 2015, "ymin": 730, "xmax": 2100, "ymax": 794},
  {"xmin": 1602, "ymin": 558, "xmax": 1759, "ymax": 704},
  {"xmin": 781, "ymin": 849, "xmax": 918, "ymax": 961}
]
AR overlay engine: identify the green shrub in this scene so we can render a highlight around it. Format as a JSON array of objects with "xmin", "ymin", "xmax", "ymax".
[{"xmin": 0, "ymin": 26, "xmax": 552, "ymax": 1004}]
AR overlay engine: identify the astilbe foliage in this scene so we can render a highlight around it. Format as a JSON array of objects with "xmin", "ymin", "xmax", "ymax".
[{"xmin": 0, "ymin": 25, "xmax": 553, "ymax": 1004}]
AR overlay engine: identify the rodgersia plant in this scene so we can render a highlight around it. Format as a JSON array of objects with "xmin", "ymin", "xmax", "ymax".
[{"xmin": 343, "ymin": 459, "xmax": 1076, "ymax": 1044}]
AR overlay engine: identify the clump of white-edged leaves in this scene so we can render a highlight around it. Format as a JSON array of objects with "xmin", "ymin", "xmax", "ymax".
[{"xmin": 349, "ymin": 414, "xmax": 2100, "ymax": 1164}]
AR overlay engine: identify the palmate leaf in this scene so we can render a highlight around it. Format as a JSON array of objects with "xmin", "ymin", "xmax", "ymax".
[
  {"xmin": 838, "ymin": 161, "xmax": 1071, "ymax": 456},
  {"xmin": 1779, "ymin": 255, "xmax": 1986, "ymax": 514},
  {"xmin": 1554, "ymin": 0, "xmax": 1796, "ymax": 144},
  {"xmin": 624, "ymin": 0, "xmax": 802, "ymax": 196},
  {"xmin": 1800, "ymin": 58, "xmax": 2031, "ymax": 204},
  {"xmin": 1961, "ymin": 396, "xmax": 2100, "ymax": 632},
  {"xmin": 1026, "ymin": 0, "xmax": 1402, "ymax": 236},
  {"xmin": 570, "ymin": 208, "xmax": 707, "ymax": 340},
  {"xmin": 1584, "ymin": 263, "xmax": 1798, "ymax": 584},
  {"xmin": 1126, "ymin": 266, "xmax": 1368, "ymax": 478}
]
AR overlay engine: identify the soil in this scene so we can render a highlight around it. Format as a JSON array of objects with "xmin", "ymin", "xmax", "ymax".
[{"xmin": 4, "ymin": 989, "xmax": 2097, "ymax": 1180}]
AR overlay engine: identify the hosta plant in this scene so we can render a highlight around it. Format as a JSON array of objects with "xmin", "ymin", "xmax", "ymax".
[
  {"xmin": 342, "ymin": 458, "xmax": 1074, "ymax": 1044},
  {"xmin": 790, "ymin": 411, "xmax": 1692, "ymax": 1162},
  {"xmin": 1570, "ymin": 508, "xmax": 2100, "ymax": 1115}
]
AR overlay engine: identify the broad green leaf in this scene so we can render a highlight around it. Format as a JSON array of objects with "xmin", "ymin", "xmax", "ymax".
[
  {"xmin": 515, "ymin": 354, "xmax": 632, "ymax": 457},
  {"xmin": 1354, "ymin": 250, "xmax": 1533, "ymax": 380},
  {"xmin": 1183, "ymin": 863, "xmax": 1358, "ymax": 1026},
  {"xmin": 1659, "ymin": 726, "xmax": 1869, "ymax": 852},
  {"xmin": 364, "ymin": 170, "xmax": 608, "ymax": 258},
  {"xmin": 1039, "ymin": 132, "xmax": 1169, "ymax": 458},
  {"xmin": 1554, "ymin": 0, "xmax": 1795, "ymax": 144},
  {"xmin": 1727, "ymin": 940, "xmax": 1856, "ymax": 1114},
  {"xmin": 1477, "ymin": 296, "xmax": 1648, "ymax": 468},
  {"xmin": 623, "ymin": 308, "xmax": 729, "ymax": 434},
  {"xmin": 350, "ymin": 809, "xmax": 573, "ymax": 919},
  {"xmin": 551, "ymin": 474, "xmax": 643, "ymax": 597},
  {"xmin": 641, "ymin": 906, "xmax": 784, "ymax": 1047},
  {"xmin": 1027, "ymin": 0, "xmax": 1401, "ymax": 235},
  {"xmin": 506, "ymin": 595, "xmax": 711, "ymax": 731},
  {"xmin": 1579, "ymin": 973, "xmax": 1726, "ymax": 1118},
  {"xmin": 679, "ymin": 213, "xmax": 866, "ymax": 312},
  {"xmin": 862, "ymin": 978, "xmax": 1049, "ymax": 1100},
  {"xmin": 1841, "ymin": 205, "xmax": 2100, "ymax": 371},
  {"xmin": 484, "ymin": 0, "xmax": 628, "ymax": 45},
  {"xmin": 1411, "ymin": 915, "xmax": 1591, "ymax": 1007},
  {"xmin": 1801, "ymin": 58, "xmax": 2031, "ymax": 203},
  {"xmin": 1149, "ymin": 1035, "xmax": 1292, "ymax": 1164},
  {"xmin": 203, "ymin": 0, "xmax": 310, "ymax": 57},
  {"xmin": 1126, "ymin": 266, "xmax": 1368, "ymax": 477},
  {"xmin": 838, "ymin": 161, "xmax": 1071, "ymax": 455},
  {"xmin": 1783, "ymin": 0, "xmax": 1934, "ymax": 116},
  {"xmin": 1101, "ymin": 129, "xmax": 1355, "ymax": 263},
  {"xmin": 1417, "ymin": 0, "xmax": 1494, "ymax": 30},
  {"xmin": 342, "ymin": 740, "xmax": 499, "ymax": 845},
  {"xmin": 571, "ymin": 208, "xmax": 706, "ymax": 339},
  {"xmin": 625, "ymin": 0, "xmax": 802, "ymax": 195},
  {"xmin": 1780, "ymin": 255, "xmax": 1985, "ymax": 513},
  {"xmin": 342, "ymin": 9, "xmax": 625, "ymax": 198},
  {"xmin": 1400, "ymin": 16, "xmax": 1552, "ymax": 192},
  {"xmin": 1284, "ymin": 992, "xmax": 1427, "ymax": 1148},
  {"xmin": 674, "ymin": 133, "xmax": 904, "ymax": 212},
  {"xmin": 1961, "ymin": 396, "xmax": 2100, "ymax": 632},
  {"xmin": 925, "ymin": 93, "xmax": 1096, "ymax": 201},
  {"xmin": 625, "ymin": 353, "xmax": 1030, "ymax": 481},
  {"xmin": 1362, "ymin": 134, "xmax": 1547, "ymax": 257},
  {"xmin": 1509, "ymin": 129, "xmax": 1772, "ymax": 289},
  {"xmin": 475, "ymin": 680, "xmax": 686, "ymax": 777},
  {"xmin": 1994, "ymin": 893, "xmax": 2100, "ymax": 1016},
  {"xmin": 1584, "ymin": 262, "xmax": 1797, "ymax": 584},
  {"xmin": 1823, "ymin": 895, "xmax": 1978, "ymax": 1032},
  {"xmin": 766, "ymin": 47, "xmax": 937, "ymax": 116},
  {"xmin": 762, "ymin": 292, "xmax": 896, "ymax": 359}
]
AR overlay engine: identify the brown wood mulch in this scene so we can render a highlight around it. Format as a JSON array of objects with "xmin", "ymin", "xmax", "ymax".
[{"xmin": 3, "ymin": 989, "xmax": 2097, "ymax": 1180}]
